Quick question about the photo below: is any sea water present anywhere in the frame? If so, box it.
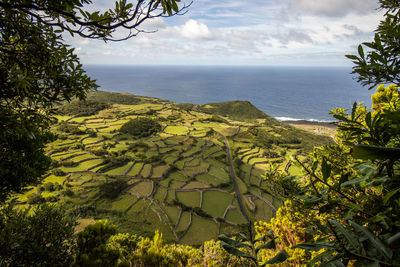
[84,65,372,122]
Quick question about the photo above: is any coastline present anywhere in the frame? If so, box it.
[282,120,337,139]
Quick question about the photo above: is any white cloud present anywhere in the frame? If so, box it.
[290,0,378,17]
[175,19,214,40]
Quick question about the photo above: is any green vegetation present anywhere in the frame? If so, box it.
[219,2,400,266]
[119,118,162,138]
[57,100,111,117]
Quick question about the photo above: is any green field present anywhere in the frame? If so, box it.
[14,91,333,245]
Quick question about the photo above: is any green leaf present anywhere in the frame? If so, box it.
[220,242,256,262]
[293,242,333,251]
[349,221,392,261]
[255,239,276,253]
[345,55,359,60]
[383,187,400,204]
[329,220,360,253]
[352,145,400,160]
[358,45,365,59]
[341,176,367,187]
[218,235,251,249]
[262,250,290,265]
[321,157,331,181]
[387,232,400,249]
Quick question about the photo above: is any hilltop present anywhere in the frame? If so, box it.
[12,91,333,245]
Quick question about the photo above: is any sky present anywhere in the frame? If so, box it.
[67,0,384,66]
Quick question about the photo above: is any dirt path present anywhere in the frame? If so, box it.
[218,132,250,222]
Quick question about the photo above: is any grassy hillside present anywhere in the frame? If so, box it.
[11,91,333,245]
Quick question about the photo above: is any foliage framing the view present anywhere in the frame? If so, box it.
[219,1,400,266]
[0,0,189,201]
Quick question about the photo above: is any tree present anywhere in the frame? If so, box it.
[0,0,189,202]
[219,1,400,265]
[346,0,400,88]
[0,203,77,266]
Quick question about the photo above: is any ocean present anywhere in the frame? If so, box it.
[84,65,372,122]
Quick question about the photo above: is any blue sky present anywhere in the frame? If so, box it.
[67,0,383,66]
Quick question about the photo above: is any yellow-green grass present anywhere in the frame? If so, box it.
[151,165,170,178]
[86,118,104,123]
[159,147,174,154]
[42,174,68,184]
[162,205,180,224]
[153,187,167,202]
[154,140,166,148]
[176,191,200,208]
[182,181,210,190]
[159,177,173,187]
[78,159,105,170]
[174,159,185,170]
[208,166,229,181]
[164,126,188,136]
[169,180,185,189]
[105,162,131,175]
[69,116,94,123]
[165,190,176,204]
[225,207,248,225]
[175,211,191,232]
[218,126,239,137]
[51,149,81,159]
[254,199,273,222]
[163,155,176,165]
[249,175,261,186]
[169,171,188,182]
[236,177,248,194]
[82,137,103,145]
[128,181,153,197]
[180,215,219,246]
[126,198,147,214]
[192,121,222,129]
[140,164,152,178]
[69,153,97,162]
[54,115,71,121]
[185,158,200,167]
[196,174,226,187]
[181,146,201,157]
[111,194,138,212]
[202,191,232,218]
[75,218,96,234]
[203,146,222,157]
[127,163,144,176]
[182,161,209,177]
[109,144,129,153]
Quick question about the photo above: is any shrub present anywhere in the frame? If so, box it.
[57,100,111,117]
[99,179,127,199]
[119,118,161,138]
[75,220,120,266]
[0,203,77,266]
[26,192,44,204]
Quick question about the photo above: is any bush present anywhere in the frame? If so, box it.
[99,180,127,199]
[57,100,111,117]
[119,118,161,138]
[75,220,120,266]
[0,203,77,266]
[26,192,44,204]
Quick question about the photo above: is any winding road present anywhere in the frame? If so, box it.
[218,132,250,222]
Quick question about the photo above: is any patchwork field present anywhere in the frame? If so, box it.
[12,92,332,245]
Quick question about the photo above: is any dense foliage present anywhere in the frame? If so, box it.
[0,0,188,201]
[119,117,162,138]
[0,203,76,266]
[346,0,400,88]
[58,100,111,117]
